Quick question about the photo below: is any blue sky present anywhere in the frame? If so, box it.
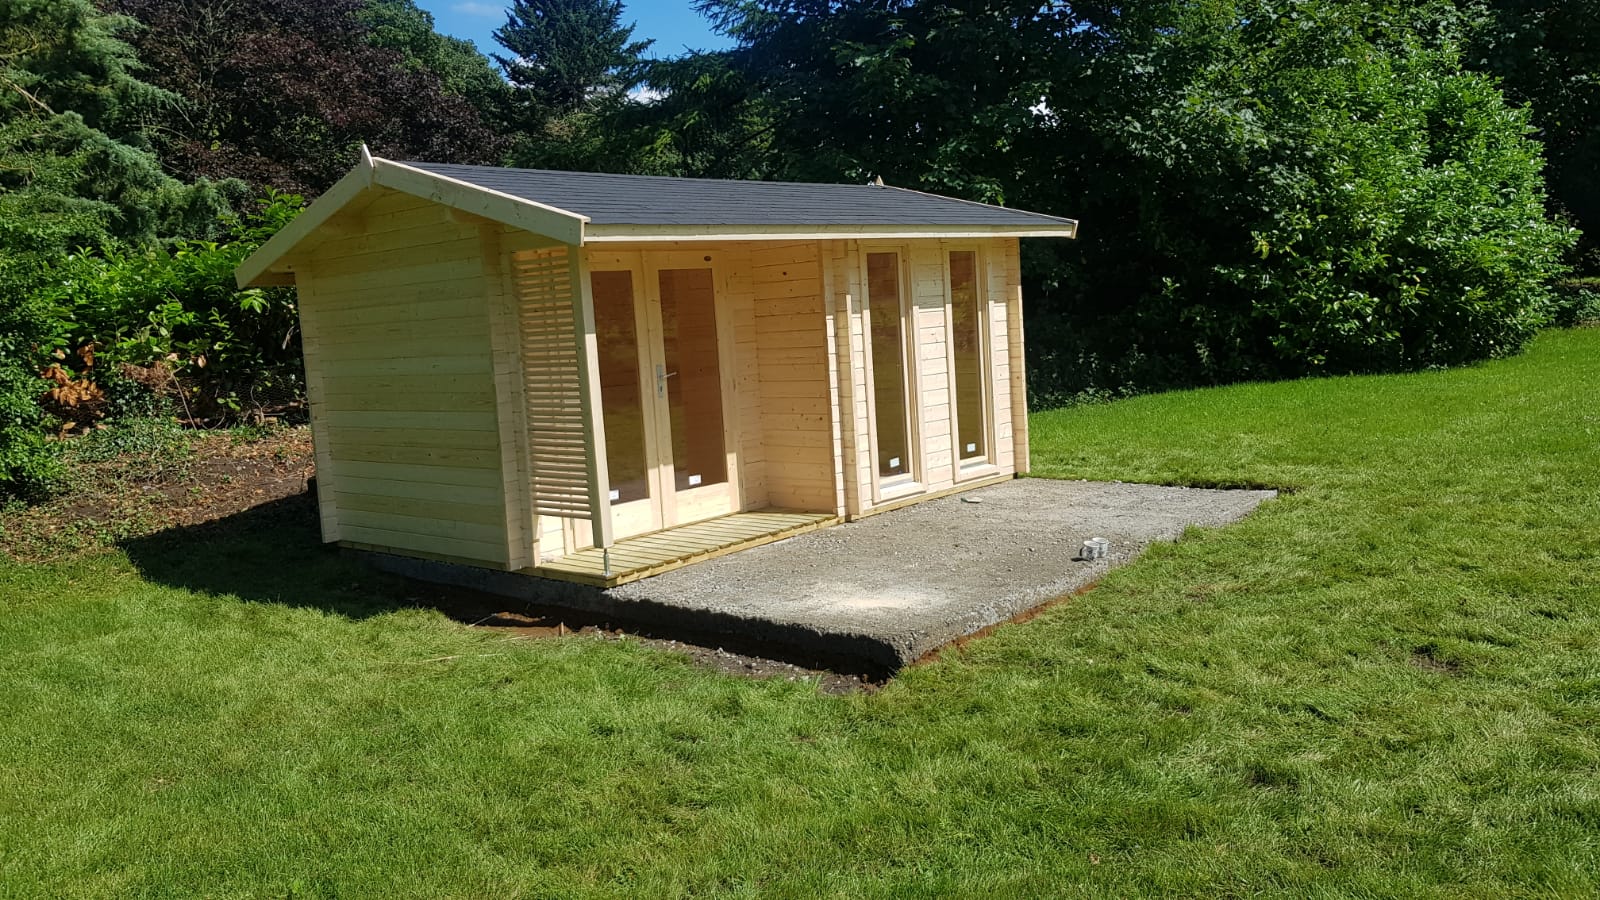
[415,0,735,60]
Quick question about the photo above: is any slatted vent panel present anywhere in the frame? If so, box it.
[512,246,598,520]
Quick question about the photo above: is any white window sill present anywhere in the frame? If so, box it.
[955,460,999,482]
[877,479,923,503]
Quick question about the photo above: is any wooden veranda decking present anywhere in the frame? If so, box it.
[529,510,841,588]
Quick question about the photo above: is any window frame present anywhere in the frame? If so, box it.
[857,243,923,502]
[942,242,998,480]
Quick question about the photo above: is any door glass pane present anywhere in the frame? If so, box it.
[658,267,727,491]
[949,250,987,463]
[591,270,649,503]
[867,252,912,481]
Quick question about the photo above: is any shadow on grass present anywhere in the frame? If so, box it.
[118,490,408,619]
[118,489,890,682]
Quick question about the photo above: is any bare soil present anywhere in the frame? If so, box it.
[1,427,316,562]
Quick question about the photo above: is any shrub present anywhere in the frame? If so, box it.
[0,267,64,501]
[1551,278,1600,327]
[1211,36,1576,373]
[33,191,306,422]
[1019,0,1579,397]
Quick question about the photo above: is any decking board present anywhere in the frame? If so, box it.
[529,510,839,587]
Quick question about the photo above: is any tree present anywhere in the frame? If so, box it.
[0,0,156,136]
[1460,0,1600,268]
[617,50,778,179]
[359,0,510,127]
[493,0,651,169]
[686,0,1057,196]
[0,0,237,498]
[108,0,506,193]
[0,0,238,255]
[682,0,1573,396]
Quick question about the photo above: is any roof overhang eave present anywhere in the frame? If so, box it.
[234,148,376,288]
[581,221,1079,243]
[234,151,591,288]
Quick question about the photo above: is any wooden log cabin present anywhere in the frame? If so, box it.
[236,151,1078,587]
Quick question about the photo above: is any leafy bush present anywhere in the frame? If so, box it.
[33,191,306,422]
[0,275,64,501]
[1213,25,1572,373]
[1551,278,1600,327]
[1027,0,1577,395]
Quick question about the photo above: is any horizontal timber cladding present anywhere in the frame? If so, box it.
[726,244,767,511]
[908,241,955,492]
[295,189,511,567]
[751,241,842,513]
[508,243,613,548]
[986,237,1017,473]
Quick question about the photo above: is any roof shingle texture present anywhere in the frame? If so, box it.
[398,161,1076,229]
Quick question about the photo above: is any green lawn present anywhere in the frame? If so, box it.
[3,329,1598,897]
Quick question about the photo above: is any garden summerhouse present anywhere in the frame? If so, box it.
[236,150,1078,586]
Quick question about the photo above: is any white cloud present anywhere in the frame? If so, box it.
[451,1,502,17]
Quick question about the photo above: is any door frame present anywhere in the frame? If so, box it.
[579,247,742,543]
[641,248,742,528]
[585,250,662,540]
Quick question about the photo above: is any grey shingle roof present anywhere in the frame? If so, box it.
[397,161,1076,229]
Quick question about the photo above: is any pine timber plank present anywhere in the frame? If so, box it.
[529,510,839,588]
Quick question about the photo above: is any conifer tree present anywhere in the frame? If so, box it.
[0,0,235,257]
[493,0,651,169]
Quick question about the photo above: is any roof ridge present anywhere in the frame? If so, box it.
[398,160,878,192]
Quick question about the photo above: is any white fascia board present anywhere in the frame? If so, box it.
[370,159,588,246]
[582,222,1078,242]
[234,155,376,287]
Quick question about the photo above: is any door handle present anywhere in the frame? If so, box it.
[656,364,677,397]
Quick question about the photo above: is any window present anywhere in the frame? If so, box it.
[866,252,913,483]
[658,267,727,491]
[591,270,650,503]
[948,250,988,465]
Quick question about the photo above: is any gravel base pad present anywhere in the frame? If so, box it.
[368,478,1277,674]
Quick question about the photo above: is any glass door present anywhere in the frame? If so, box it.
[947,249,990,469]
[864,249,918,496]
[586,250,737,540]
[643,254,737,526]
[588,257,664,539]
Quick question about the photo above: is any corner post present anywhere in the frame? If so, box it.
[826,241,862,518]
[571,246,615,556]
[1004,239,1030,474]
